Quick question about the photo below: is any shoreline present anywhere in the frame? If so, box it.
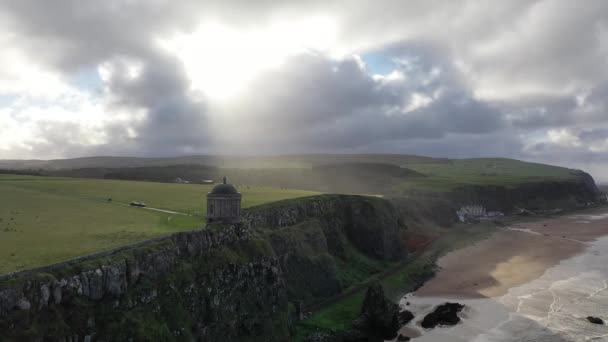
[415,206,608,299]
[396,206,608,341]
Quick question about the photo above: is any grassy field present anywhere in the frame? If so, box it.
[0,174,318,274]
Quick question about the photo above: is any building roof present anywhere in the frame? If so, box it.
[208,177,240,195]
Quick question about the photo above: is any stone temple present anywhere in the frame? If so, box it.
[207,177,241,224]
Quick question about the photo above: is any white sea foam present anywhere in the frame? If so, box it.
[397,236,608,341]
[568,213,608,221]
[504,227,543,235]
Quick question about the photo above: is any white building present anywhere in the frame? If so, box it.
[456,204,487,222]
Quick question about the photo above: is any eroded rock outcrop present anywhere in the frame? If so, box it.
[398,309,414,326]
[421,302,465,329]
[587,316,604,325]
[397,334,411,341]
[357,283,401,340]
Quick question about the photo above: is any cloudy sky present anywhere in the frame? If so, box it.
[1,1,607,179]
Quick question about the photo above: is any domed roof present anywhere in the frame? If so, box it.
[209,177,240,195]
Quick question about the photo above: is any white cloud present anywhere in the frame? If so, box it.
[0,35,71,100]
[404,93,433,113]
[158,15,339,99]
[547,129,582,147]
[0,80,145,159]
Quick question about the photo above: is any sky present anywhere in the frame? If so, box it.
[1,1,608,180]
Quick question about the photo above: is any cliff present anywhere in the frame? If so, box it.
[243,195,407,305]
[390,171,603,230]
[243,195,405,261]
[447,171,603,212]
[0,225,288,342]
[0,195,407,341]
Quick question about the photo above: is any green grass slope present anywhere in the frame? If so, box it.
[398,158,579,193]
[0,175,318,274]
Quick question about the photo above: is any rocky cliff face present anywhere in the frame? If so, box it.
[243,195,406,261]
[243,195,407,305]
[448,171,602,212]
[0,225,288,342]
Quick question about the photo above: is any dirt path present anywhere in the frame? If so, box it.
[115,202,192,216]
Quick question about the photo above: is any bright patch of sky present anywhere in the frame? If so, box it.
[68,67,103,93]
[0,94,16,107]
[158,16,339,100]
[361,51,396,76]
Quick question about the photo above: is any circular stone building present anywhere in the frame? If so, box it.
[207,177,242,224]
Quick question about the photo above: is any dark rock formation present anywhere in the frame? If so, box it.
[587,316,604,325]
[397,334,411,341]
[421,302,465,329]
[358,283,400,340]
[398,309,414,326]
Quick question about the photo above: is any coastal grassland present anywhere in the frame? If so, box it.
[0,174,319,214]
[0,175,318,274]
[398,158,578,193]
[293,223,496,340]
[218,157,582,196]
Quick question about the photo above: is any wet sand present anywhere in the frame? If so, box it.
[396,207,608,341]
[417,208,608,298]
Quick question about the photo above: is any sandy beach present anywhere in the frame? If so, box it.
[397,207,608,341]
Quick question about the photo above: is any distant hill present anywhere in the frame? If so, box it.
[0,154,446,170]
[1,154,591,197]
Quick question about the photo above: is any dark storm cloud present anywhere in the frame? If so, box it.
[231,54,398,129]
[525,142,608,164]
[2,1,195,70]
[504,97,578,129]
[212,51,503,153]
[367,131,526,160]
[580,128,608,142]
[99,52,212,156]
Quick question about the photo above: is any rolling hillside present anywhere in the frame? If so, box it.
[2,155,585,196]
